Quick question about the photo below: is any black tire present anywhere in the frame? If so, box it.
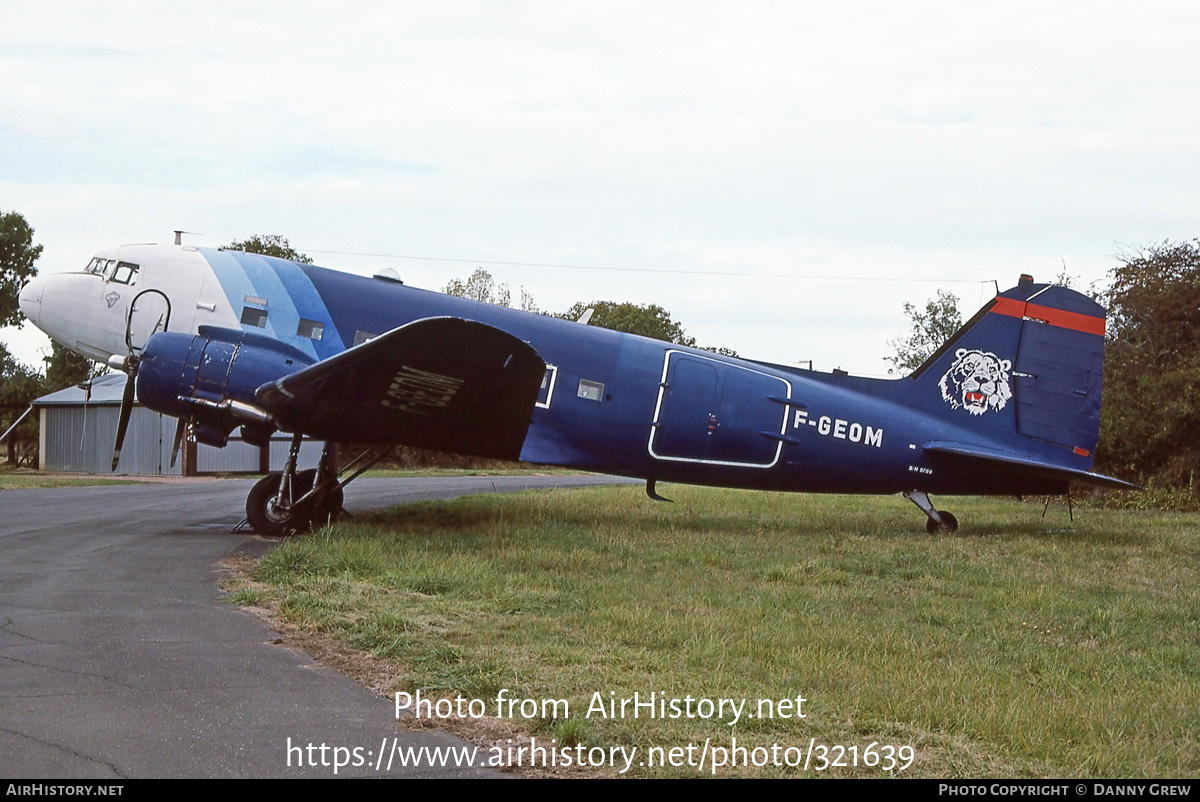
[246,472,313,537]
[296,468,344,527]
[925,511,959,535]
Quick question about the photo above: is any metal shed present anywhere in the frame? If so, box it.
[33,375,320,476]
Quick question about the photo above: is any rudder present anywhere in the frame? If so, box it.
[910,276,1107,461]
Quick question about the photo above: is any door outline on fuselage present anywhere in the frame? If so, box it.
[648,350,792,468]
[125,288,172,354]
[536,364,558,409]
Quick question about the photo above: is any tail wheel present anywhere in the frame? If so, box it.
[926,511,959,535]
[246,472,314,537]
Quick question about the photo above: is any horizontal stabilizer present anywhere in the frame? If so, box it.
[256,317,546,460]
[922,441,1141,491]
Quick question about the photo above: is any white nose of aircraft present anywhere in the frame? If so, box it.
[16,272,124,363]
[17,275,45,326]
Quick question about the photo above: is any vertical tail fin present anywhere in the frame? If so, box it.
[909,276,1107,462]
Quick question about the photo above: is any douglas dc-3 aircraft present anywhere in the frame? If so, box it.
[17,237,1136,535]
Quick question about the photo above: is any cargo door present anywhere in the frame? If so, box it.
[649,351,790,468]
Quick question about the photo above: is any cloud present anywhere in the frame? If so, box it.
[3,2,1199,371]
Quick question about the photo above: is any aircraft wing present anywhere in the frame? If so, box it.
[255,317,546,460]
[922,441,1142,491]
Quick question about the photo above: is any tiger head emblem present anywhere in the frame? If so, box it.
[938,349,1012,416]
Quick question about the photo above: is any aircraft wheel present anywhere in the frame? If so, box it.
[246,472,314,537]
[925,511,959,535]
[296,469,344,526]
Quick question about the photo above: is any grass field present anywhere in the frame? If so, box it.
[362,468,585,477]
[0,469,145,489]
[233,485,1199,777]
[0,466,561,489]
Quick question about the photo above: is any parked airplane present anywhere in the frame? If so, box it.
[17,238,1136,535]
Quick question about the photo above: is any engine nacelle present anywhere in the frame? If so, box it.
[137,326,316,446]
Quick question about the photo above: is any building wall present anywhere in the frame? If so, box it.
[41,406,179,475]
[38,404,321,475]
[267,438,324,473]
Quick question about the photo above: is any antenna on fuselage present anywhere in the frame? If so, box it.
[173,230,204,246]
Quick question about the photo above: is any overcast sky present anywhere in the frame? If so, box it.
[4,1,1198,375]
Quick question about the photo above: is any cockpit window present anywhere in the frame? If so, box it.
[85,257,113,275]
[109,261,139,285]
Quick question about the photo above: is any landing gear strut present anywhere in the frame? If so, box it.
[246,433,311,536]
[904,490,958,535]
[244,436,393,536]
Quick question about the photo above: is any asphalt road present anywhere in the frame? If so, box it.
[0,474,634,778]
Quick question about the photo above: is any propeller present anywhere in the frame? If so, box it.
[108,353,139,471]
[111,293,170,471]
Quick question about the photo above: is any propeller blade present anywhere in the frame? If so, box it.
[170,418,186,469]
[111,372,136,471]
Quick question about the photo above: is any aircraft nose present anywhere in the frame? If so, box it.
[17,275,45,325]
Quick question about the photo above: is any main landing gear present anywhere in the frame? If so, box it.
[904,490,959,535]
[244,434,393,537]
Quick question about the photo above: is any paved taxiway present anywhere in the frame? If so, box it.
[0,475,634,778]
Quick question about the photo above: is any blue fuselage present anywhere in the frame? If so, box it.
[291,264,987,495]
[23,243,1110,500]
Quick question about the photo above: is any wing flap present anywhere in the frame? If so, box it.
[922,440,1141,490]
[256,317,546,460]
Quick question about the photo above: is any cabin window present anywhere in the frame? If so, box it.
[109,261,138,284]
[241,306,268,328]
[577,379,604,401]
[353,330,377,346]
[297,319,324,339]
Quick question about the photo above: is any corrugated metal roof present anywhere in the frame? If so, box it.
[34,374,130,407]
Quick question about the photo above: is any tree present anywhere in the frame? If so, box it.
[43,342,100,389]
[0,343,42,465]
[0,210,45,465]
[1,210,43,328]
[222,234,312,264]
[443,267,539,312]
[444,267,512,307]
[442,269,732,351]
[558,301,698,346]
[1094,240,1200,487]
[885,289,962,375]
